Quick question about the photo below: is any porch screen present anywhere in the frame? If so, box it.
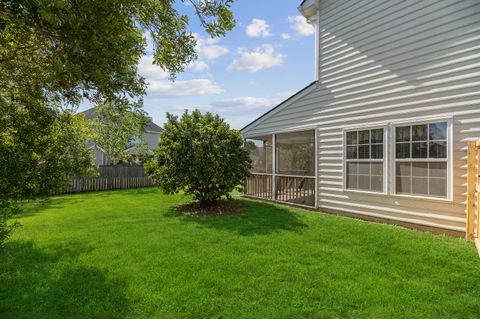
[244,135,273,199]
[275,130,315,176]
[245,136,272,173]
[274,130,315,207]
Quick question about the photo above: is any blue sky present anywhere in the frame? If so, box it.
[82,1,315,129]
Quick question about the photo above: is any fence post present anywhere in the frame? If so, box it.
[466,141,476,240]
[477,146,480,240]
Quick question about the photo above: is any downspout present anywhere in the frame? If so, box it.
[298,0,320,82]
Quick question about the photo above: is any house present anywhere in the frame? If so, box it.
[82,107,163,165]
[241,0,480,236]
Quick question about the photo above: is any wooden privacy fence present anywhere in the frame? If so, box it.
[61,165,153,194]
[466,141,480,255]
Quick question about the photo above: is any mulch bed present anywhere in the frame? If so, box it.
[176,200,247,216]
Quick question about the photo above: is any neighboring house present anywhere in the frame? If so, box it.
[82,107,163,165]
[242,0,480,236]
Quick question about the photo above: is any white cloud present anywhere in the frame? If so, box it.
[246,19,273,38]
[194,34,229,60]
[144,90,298,129]
[210,92,294,114]
[138,55,169,80]
[188,60,209,72]
[288,15,315,36]
[281,33,291,40]
[146,78,224,97]
[183,34,229,73]
[227,45,285,73]
[205,92,295,128]
[211,96,273,109]
[139,35,227,97]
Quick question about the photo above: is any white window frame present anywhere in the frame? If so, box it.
[391,118,453,201]
[342,125,388,195]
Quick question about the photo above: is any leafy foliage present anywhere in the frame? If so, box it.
[146,110,251,204]
[0,201,19,249]
[0,103,95,247]
[0,104,95,200]
[0,0,236,245]
[0,0,236,105]
[92,99,152,165]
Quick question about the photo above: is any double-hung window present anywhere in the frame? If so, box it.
[394,122,449,198]
[345,128,385,193]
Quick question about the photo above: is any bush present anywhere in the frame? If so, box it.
[0,201,19,249]
[145,110,251,205]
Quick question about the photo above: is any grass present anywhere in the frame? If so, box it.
[1,188,479,318]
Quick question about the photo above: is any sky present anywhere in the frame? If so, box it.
[80,0,315,130]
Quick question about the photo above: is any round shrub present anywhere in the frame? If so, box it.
[145,110,251,205]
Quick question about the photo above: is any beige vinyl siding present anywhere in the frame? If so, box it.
[243,0,480,232]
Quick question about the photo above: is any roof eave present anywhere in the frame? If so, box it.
[298,0,319,20]
[240,81,317,134]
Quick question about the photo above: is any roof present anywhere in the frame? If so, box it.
[145,121,163,133]
[80,107,163,133]
[240,81,317,133]
[298,0,319,20]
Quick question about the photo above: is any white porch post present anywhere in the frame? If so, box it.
[314,128,318,208]
[272,133,276,200]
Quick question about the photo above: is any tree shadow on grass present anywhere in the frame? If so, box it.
[17,197,71,218]
[0,241,130,319]
[18,188,164,218]
[167,199,308,236]
[71,187,162,198]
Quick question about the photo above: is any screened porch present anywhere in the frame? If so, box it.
[244,130,316,207]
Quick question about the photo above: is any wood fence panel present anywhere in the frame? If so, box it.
[466,141,480,256]
[58,165,154,194]
[466,142,476,240]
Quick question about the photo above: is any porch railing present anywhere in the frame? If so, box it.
[244,173,273,199]
[275,175,315,207]
[466,141,480,255]
[244,173,315,207]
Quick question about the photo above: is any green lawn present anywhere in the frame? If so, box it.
[1,188,479,318]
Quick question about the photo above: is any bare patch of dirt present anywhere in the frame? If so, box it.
[176,200,247,216]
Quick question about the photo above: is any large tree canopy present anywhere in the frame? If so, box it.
[0,0,236,104]
[0,103,95,200]
[0,0,236,246]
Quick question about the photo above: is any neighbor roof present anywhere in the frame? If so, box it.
[80,107,163,133]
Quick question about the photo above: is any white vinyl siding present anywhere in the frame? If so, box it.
[242,0,480,233]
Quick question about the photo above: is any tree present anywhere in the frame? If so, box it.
[0,103,95,246]
[145,110,251,205]
[0,0,236,105]
[0,103,96,199]
[0,0,236,246]
[0,202,18,249]
[92,99,151,165]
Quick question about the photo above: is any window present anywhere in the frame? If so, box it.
[394,122,448,198]
[345,128,385,193]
